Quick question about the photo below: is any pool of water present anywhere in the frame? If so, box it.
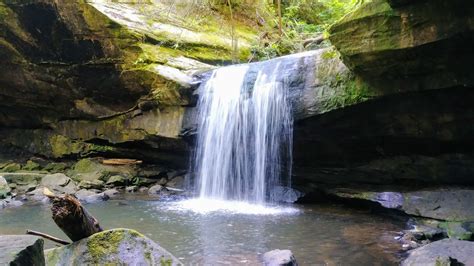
[0,198,406,265]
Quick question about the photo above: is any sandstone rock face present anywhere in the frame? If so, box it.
[329,0,474,94]
[0,0,235,167]
[45,228,182,265]
[0,235,45,266]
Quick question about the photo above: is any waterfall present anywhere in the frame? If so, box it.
[193,62,293,205]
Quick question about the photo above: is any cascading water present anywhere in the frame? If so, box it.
[192,62,293,205]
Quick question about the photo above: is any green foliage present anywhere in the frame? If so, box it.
[250,0,358,60]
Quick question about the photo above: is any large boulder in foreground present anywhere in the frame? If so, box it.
[402,239,474,266]
[45,228,182,265]
[0,235,45,266]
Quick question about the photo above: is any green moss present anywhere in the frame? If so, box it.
[44,162,68,173]
[73,158,97,173]
[22,160,41,171]
[1,163,21,172]
[49,135,86,158]
[87,230,126,262]
[438,222,473,240]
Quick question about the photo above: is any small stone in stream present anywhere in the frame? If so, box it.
[0,235,45,265]
[78,180,104,190]
[262,249,297,266]
[0,197,24,209]
[148,185,163,195]
[106,175,127,186]
[103,188,120,198]
[138,187,149,193]
[126,186,138,193]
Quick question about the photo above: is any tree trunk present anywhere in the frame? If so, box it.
[50,194,103,241]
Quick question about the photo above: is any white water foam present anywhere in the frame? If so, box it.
[167,199,299,215]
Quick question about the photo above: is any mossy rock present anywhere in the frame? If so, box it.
[45,228,182,265]
[1,163,21,172]
[22,160,41,171]
[44,162,68,173]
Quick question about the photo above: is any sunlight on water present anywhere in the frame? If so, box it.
[167,199,300,215]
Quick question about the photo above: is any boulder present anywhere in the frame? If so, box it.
[106,175,127,186]
[148,185,163,195]
[78,179,105,190]
[41,173,77,194]
[402,239,474,266]
[326,188,474,222]
[75,189,109,203]
[329,0,474,94]
[262,249,297,266]
[0,197,23,209]
[44,229,182,265]
[0,235,45,266]
[166,175,185,189]
[103,188,120,198]
[0,176,11,199]
[125,186,138,193]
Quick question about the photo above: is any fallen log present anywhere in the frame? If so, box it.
[26,230,70,245]
[44,188,103,241]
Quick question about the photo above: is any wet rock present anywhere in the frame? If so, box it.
[439,222,473,241]
[271,186,304,203]
[0,197,24,209]
[103,188,120,198]
[75,189,109,204]
[327,188,474,222]
[15,180,39,194]
[0,235,45,266]
[44,229,181,265]
[402,239,474,266]
[41,173,77,194]
[26,187,48,202]
[166,175,185,189]
[409,225,445,241]
[148,185,163,195]
[262,249,297,266]
[78,179,104,190]
[138,187,149,193]
[106,175,127,186]
[0,176,11,199]
[126,186,138,193]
